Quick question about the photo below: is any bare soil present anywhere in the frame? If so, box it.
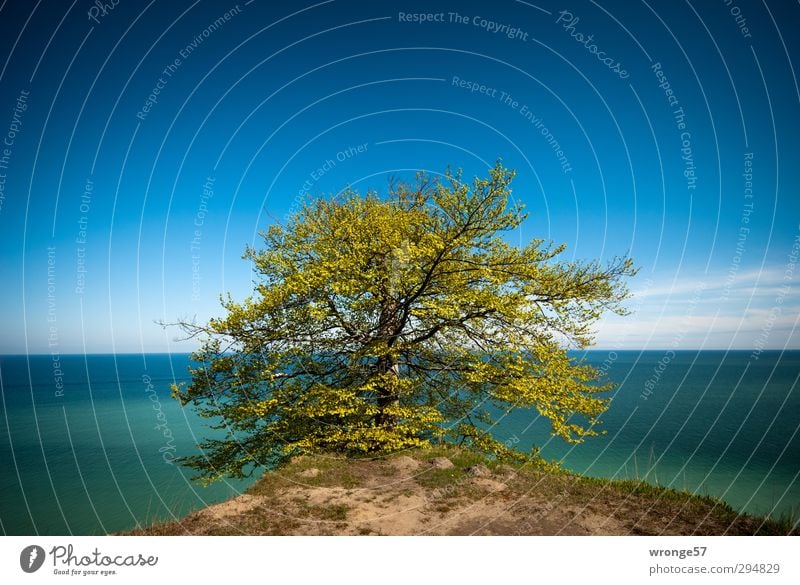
[125,447,794,536]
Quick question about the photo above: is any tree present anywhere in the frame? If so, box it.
[172,163,637,483]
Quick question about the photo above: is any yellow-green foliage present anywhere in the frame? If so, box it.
[173,163,637,483]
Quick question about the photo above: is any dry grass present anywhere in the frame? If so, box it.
[123,446,796,536]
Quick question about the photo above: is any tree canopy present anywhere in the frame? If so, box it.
[173,163,637,483]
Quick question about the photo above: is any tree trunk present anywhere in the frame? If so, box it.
[375,297,401,428]
[375,354,400,428]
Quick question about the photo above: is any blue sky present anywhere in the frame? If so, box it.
[0,0,798,353]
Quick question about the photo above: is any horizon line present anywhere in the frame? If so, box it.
[2,348,799,357]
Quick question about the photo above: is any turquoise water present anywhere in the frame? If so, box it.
[0,354,251,535]
[1,351,798,535]
[494,350,800,521]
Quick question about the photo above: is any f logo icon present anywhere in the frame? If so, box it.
[20,545,45,573]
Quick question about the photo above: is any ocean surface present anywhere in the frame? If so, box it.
[1,351,798,535]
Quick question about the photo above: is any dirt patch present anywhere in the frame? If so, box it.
[197,494,265,521]
[430,457,454,469]
[389,455,421,475]
[126,448,795,536]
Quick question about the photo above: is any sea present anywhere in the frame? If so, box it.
[0,350,798,535]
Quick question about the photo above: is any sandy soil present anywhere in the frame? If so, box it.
[127,448,792,536]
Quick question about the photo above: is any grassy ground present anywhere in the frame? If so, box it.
[125,446,796,536]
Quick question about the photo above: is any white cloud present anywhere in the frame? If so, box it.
[593,267,800,349]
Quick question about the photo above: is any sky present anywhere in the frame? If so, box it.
[0,0,798,354]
